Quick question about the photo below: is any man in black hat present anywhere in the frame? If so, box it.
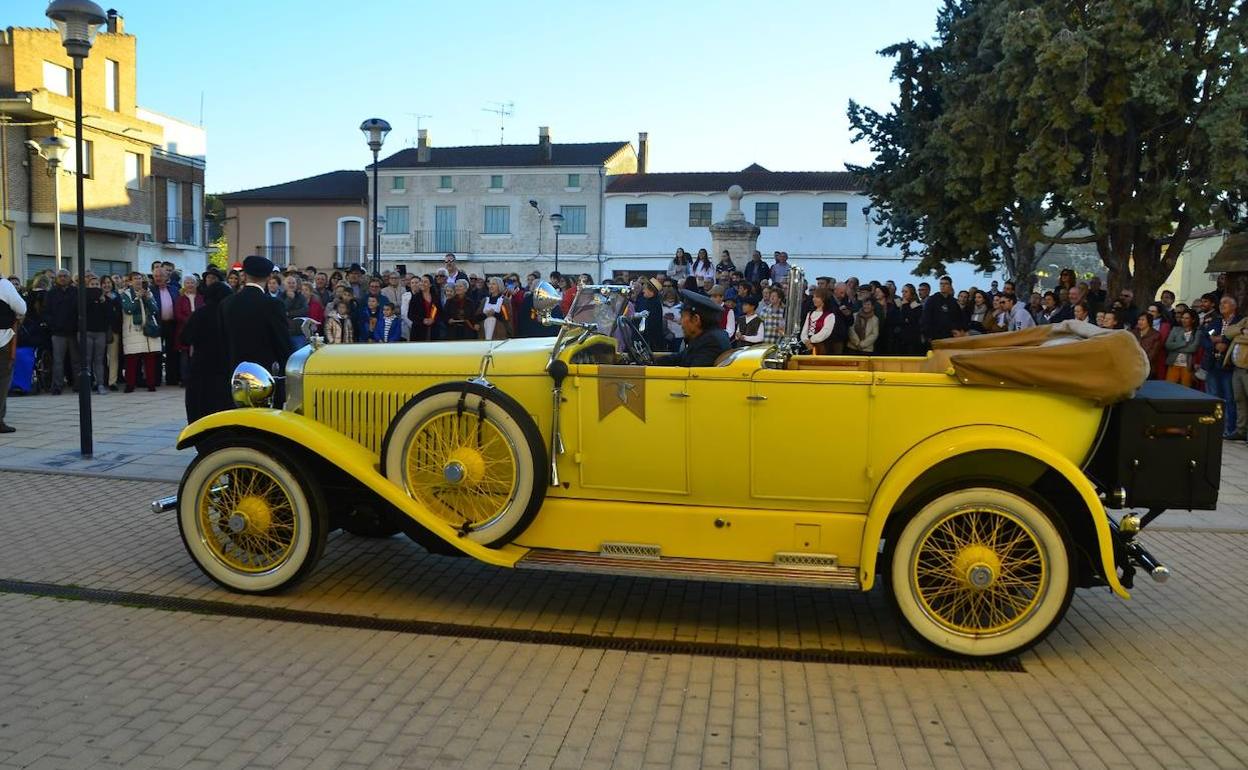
[654,289,730,367]
[221,255,294,401]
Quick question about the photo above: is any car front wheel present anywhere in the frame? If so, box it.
[889,486,1073,658]
[177,441,328,594]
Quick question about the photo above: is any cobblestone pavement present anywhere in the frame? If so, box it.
[1,469,1247,769]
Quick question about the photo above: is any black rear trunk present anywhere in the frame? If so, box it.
[1086,381,1223,511]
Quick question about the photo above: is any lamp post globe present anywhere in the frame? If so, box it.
[549,212,564,274]
[46,0,107,58]
[48,0,107,459]
[360,118,391,278]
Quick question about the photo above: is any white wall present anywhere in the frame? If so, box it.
[601,190,994,287]
[136,107,206,159]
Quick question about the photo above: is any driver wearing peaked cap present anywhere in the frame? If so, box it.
[654,289,731,367]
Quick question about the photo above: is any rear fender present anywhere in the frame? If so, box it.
[177,410,528,567]
[859,425,1128,599]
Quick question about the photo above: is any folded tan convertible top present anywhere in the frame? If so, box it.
[930,320,1151,405]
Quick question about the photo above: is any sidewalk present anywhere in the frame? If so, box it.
[0,388,190,482]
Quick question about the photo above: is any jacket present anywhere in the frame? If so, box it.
[848,313,880,353]
[44,284,78,334]
[655,328,730,367]
[920,293,967,341]
[84,288,111,333]
[1223,317,1248,369]
[1164,326,1201,367]
[743,260,771,285]
[174,292,204,352]
[371,313,403,342]
[221,284,294,373]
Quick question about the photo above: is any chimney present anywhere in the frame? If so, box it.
[538,126,552,163]
[106,8,124,34]
[417,129,430,163]
[637,132,649,174]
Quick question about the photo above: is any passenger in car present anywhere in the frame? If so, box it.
[654,290,730,367]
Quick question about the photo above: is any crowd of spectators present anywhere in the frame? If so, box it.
[3,250,1246,443]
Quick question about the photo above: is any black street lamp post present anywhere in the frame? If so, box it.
[47,0,107,458]
[360,118,390,277]
[549,212,564,275]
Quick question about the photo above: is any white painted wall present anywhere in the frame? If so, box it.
[602,190,995,288]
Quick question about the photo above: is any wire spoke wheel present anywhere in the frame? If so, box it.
[911,506,1045,636]
[404,409,519,531]
[197,464,299,574]
[177,442,327,594]
[382,384,547,548]
[890,486,1072,658]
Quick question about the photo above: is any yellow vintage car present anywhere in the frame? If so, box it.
[160,274,1223,658]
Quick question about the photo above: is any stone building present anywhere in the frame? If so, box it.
[0,14,206,279]
[370,127,638,276]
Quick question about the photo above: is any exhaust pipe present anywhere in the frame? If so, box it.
[150,495,178,514]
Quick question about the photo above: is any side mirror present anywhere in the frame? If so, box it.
[532,281,561,313]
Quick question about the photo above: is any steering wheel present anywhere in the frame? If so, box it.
[622,315,655,366]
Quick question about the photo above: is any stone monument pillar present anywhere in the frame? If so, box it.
[709,185,760,272]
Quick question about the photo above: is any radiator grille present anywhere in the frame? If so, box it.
[310,386,416,455]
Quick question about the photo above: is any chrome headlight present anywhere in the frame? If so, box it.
[283,344,314,414]
[231,362,275,408]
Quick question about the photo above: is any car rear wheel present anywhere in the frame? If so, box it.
[889,486,1073,658]
[177,441,328,594]
[382,383,546,548]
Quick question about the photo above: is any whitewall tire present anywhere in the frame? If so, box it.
[177,442,328,594]
[889,486,1073,658]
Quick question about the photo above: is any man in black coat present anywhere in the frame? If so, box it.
[920,275,967,344]
[221,256,293,404]
[655,290,730,367]
[44,269,78,394]
[183,282,235,423]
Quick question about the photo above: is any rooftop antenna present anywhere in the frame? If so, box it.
[482,101,514,144]
[403,113,433,146]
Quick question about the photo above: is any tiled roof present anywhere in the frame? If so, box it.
[607,170,864,194]
[375,142,631,169]
[219,170,367,202]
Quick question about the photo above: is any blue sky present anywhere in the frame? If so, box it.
[11,0,944,193]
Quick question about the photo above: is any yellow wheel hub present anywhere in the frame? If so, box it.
[443,446,487,487]
[197,464,298,573]
[404,407,519,531]
[911,506,1047,637]
[952,544,1001,590]
[230,494,273,535]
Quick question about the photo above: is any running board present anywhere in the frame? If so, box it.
[517,549,861,590]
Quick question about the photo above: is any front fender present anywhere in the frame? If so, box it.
[177,409,528,568]
[858,425,1128,599]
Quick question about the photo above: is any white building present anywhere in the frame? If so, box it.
[135,108,209,277]
[371,127,638,277]
[602,166,991,288]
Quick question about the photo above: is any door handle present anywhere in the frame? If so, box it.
[669,392,690,398]
[746,395,767,401]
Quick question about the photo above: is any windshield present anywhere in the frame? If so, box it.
[566,287,629,336]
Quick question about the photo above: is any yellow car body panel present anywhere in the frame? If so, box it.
[177,409,529,568]
[855,424,1129,599]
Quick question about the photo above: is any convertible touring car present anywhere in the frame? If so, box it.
[156,271,1223,657]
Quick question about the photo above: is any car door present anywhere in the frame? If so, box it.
[748,365,872,509]
[571,364,690,496]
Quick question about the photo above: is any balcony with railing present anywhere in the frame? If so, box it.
[255,246,293,266]
[413,230,473,254]
[164,217,200,246]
